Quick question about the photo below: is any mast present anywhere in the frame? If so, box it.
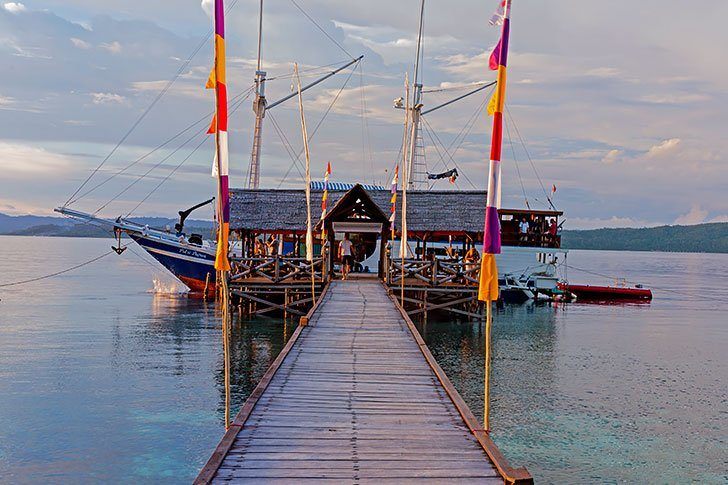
[479,0,512,433]
[248,0,266,189]
[407,0,426,190]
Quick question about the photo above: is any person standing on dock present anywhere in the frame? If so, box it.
[339,233,354,280]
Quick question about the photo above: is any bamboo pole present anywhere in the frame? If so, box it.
[294,63,316,306]
[484,300,492,432]
[400,74,411,306]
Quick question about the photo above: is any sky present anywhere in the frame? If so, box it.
[0,0,726,229]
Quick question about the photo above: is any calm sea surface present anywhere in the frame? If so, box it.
[0,236,725,483]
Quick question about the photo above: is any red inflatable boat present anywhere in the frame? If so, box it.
[558,283,653,301]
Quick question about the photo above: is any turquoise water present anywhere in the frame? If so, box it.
[0,236,726,483]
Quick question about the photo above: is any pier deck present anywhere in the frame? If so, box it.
[197,280,530,484]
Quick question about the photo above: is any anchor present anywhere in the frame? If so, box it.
[112,228,126,255]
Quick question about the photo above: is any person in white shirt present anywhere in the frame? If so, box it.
[338,233,354,280]
[519,218,529,244]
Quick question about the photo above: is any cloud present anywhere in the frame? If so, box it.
[201,0,213,18]
[708,215,728,223]
[601,149,623,164]
[640,94,710,105]
[2,2,26,14]
[70,37,91,50]
[674,205,708,225]
[0,95,14,106]
[0,141,72,176]
[90,92,127,105]
[99,41,122,54]
[585,67,621,78]
[646,138,681,159]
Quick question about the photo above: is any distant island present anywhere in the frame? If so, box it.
[561,223,728,253]
[0,212,213,238]
[1,213,726,254]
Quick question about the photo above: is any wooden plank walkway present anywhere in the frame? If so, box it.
[197,280,531,484]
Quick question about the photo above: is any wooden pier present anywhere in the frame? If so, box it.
[197,279,531,484]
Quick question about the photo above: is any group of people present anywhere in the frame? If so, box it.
[517,217,559,246]
[253,235,281,256]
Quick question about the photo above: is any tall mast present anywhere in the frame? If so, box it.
[407,0,426,190]
[248,0,266,189]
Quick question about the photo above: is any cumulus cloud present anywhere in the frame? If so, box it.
[90,92,126,105]
[674,205,708,225]
[70,37,91,50]
[646,138,681,159]
[2,2,26,13]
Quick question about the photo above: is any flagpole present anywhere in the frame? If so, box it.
[400,74,411,306]
[295,63,316,303]
[480,0,512,433]
[211,0,232,430]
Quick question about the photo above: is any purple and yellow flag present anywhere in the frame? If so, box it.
[389,165,399,238]
[209,0,230,272]
[479,0,512,302]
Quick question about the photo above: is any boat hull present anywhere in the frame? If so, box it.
[558,283,652,301]
[130,234,216,294]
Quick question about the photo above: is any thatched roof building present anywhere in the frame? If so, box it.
[230,184,563,249]
[230,185,495,236]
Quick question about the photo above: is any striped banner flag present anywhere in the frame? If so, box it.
[389,165,399,238]
[321,162,331,219]
[209,0,230,272]
[479,0,512,302]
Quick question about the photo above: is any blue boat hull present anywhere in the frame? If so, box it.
[131,234,216,293]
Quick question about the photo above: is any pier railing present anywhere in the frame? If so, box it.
[229,245,329,285]
[385,256,480,287]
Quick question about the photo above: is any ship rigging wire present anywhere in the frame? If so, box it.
[69,86,255,206]
[288,0,354,59]
[276,60,360,188]
[504,114,531,209]
[505,104,556,210]
[420,116,477,189]
[63,0,241,208]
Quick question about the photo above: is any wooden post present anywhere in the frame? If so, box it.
[484,300,492,432]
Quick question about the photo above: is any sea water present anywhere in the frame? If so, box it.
[0,236,725,483]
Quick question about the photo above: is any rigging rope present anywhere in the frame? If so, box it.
[276,61,359,187]
[358,62,375,184]
[420,116,477,189]
[0,249,118,288]
[125,88,255,217]
[505,104,556,210]
[504,114,530,209]
[69,87,254,206]
[421,123,461,190]
[288,0,354,59]
[63,0,241,208]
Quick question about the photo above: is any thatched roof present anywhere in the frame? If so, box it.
[230,185,496,234]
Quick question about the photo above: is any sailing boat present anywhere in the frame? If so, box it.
[55,2,363,294]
